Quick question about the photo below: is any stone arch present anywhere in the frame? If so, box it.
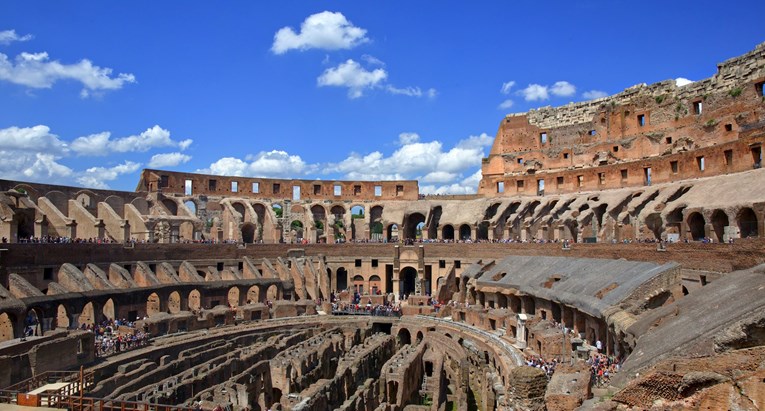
[232,202,246,219]
[79,302,97,326]
[266,284,279,301]
[644,213,664,240]
[404,213,426,240]
[242,223,256,244]
[509,295,521,313]
[352,275,365,295]
[45,191,69,215]
[521,296,536,314]
[710,209,729,242]
[416,330,423,343]
[188,289,202,310]
[0,312,16,341]
[687,212,706,241]
[75,192,93,210]
[387,224,399,242]
[147,292,161,317]
[400,266,418,297]
[168,291,181,313]
[271,203,283,219]
[459,224,471,240]
[251,203,267,225]
[104,196,125,218]
[162,199,178,215]
[397,328,411,347]
[57,304,70,329]
[290,220,304,240]
[228,287,240,307]
[370,205,384,223]
[247,285,260,304]
[737,207,758,238]
[24,308,43,337]
[442,225,455,240]
[131,197,150,214]
[330,205,346,220]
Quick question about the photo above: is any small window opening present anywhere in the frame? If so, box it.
[159,175,169,188]
[724,150,733,166]
[439,260,446,268]
[353,185,361,195]
[208,179,217,191]
[756,81,765,97]
[752,146,762,168]
[693,101,702,115]
[497,182,504,193]
[517,158,523,164]
[252,182,259,193]
[292,185,300,200]
[556,176,564,187]
[598,172,605,185]
[184,179,192,195]
[612,146,619,152]
[577,175,584,187]
[372,259,378,267]
[725,124,732,132]
[666,137,672,144]
[563,152,569,159]
[396,185,404,196]
[272,183,280,194]
[670,160,679,174]
[637,114,646,127]
[697,156,705,171]
[537,179,545,196]
[334,185,342,196]
[621,169,628,180]
[540,132,548,144]
[314,184,322,195]
[454,260,461,269]
[516,180,524,190]
[374,185,382,196]
[43,267,53,280]
[588,130,596,136]
[355,259,362,267]
[231,181,238,192]
[217,262,224,271]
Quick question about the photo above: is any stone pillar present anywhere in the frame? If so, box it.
[704,223,713,240]
[516,314,528,348]
[488,226,495,241]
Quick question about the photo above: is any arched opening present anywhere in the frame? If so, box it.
[387,224,399,242]
[241,223,256,244]
[168,291,181,313]
[290,220,304,241]
[737,208,758,238]
[404,213,426,240]
[184,200,197,216]
[0,312,16,341]
[16,209,34,241]
[188,290,201,311]
[397,328,411,347]
[399,266,418,297]
[311,205,327,243]
[416,331,423,343]
[352,275,365,295]
[336,267,348,292]
[687,212,706,241]
[272,203,283,218]
[711,210,729,242]
[24,308,42,337]
[644,213,664,240]
[246,286,260,304]
[351,205,364,219]
[330,205,346,242]
[522,296,536,315]
[79,302,96,326]
[103,298,116,320]
[681,285,689,296]
[509,295,521,313]
[147,293,161,317]
[476,222,489,240]
[442,225,454,241]
[57,305,70,329]
[459,224,472,241]
[228,287,240,307]
[369,275,382,295]
[370,222,383,242]
[266,284,279,302]
[233,202,246,219]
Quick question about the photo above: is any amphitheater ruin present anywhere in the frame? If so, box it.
[0,42,764,410]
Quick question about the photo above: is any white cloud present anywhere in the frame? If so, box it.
[201,150,312,179]
[271,11,369,54]
[398,132,420,145]
[419,170,483,195]
[498,99,514,110]
[519,84,549,101]
[420,171,458,184]
[675,77,694,87]
[361,54,384,66]
[0,125,69,154]
[71,126,190,156]
[550,81,576,97]
[77,161,141,189]
[148,152,192,168]
[0,29,33,45]
[500,80,515,94]
[455,133,493,150]
[0,51,135,95]
[426,88,438,99]
[583,90,608,99]
[317,59,387,98]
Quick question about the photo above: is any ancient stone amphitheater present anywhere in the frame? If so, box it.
[1,43,764,411]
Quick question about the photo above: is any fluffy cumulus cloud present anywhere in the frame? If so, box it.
[550,81,576,97]
[420,170,483,195]
[583,90,608,99]
[0,124,185,189]
[517,81,577,101]
[325,132,494,194]
[0,51,135,96]
[148,152,192,168]
[271,11,369,54]
[498,99,514,110]
[520,84,549,101]
[675,77,694,87]
[0,29,33,45]
[200,150,313,179]
[76,161,142,189]
[317,59,387,98]
[70,125,191,156]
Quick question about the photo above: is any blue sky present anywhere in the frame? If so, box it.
[1,1,764,194]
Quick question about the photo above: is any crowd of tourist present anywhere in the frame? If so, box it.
[9,236,123,244]
[526,356,558,379]
[82,319,151,357]
[588,353,621,387]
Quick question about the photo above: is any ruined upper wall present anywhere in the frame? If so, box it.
[137,169,420,201]
[480,42,765,196]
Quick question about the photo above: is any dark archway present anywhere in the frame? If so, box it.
[442,225,454,241]
[397,328,411,347]
[400,266,417,297]
[242,223,256,244]
[710,209,728,242]
[404,213,426,240]
[687,212,706,241]
[459,224,471,241]
[16,209,34,241]
[737,208,758,238]
[387,224,399,242]
[162,199,178,215]
[336,267,348,292]
[477,222,489,240]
